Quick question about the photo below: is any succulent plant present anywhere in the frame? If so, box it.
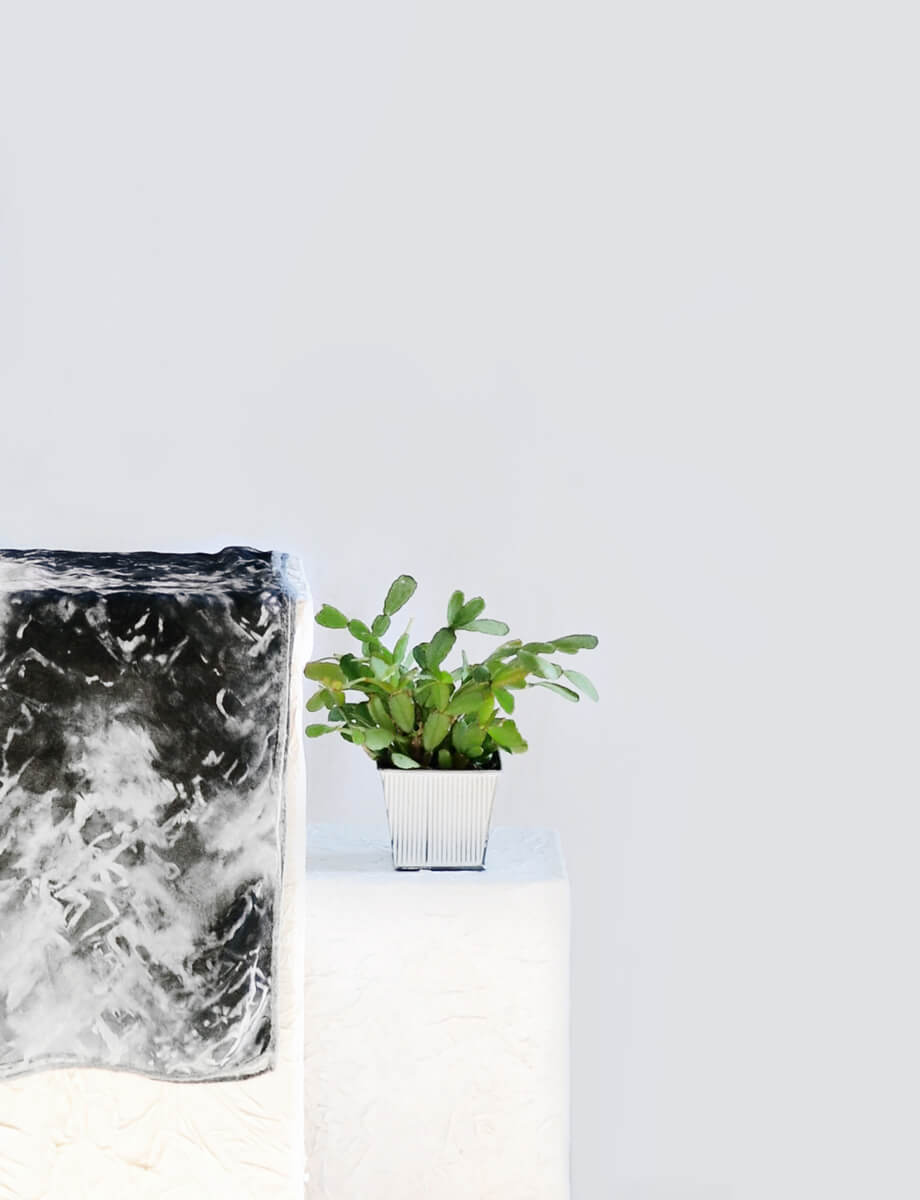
[304,575,598,770]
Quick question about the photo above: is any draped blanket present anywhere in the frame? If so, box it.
[0,547,301,1083]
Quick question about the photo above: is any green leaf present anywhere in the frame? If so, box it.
[488,718,528,752]
[551,634,599,654]
[471,664,491,683]
[383,575,417,616]
[389,692,416,733]
[460,618,510,636]
[437,748,452,769]
[315,604,348,629]
[447,589,465,625]
[517,650,540,673]
[427,627,456,669]
[370,657,390,680]
[412,642,429,669]
[371,613,391,637]
[339,653,366,682]
[304,661,345,689]
[363,727,395,751]
[393,625,411,664]
[476,694,494,725]
[520,641,556,654]
[341,701,372,724]
[452,720,485,757]
[347,618,372,641]
[306,723,337,737]
[390,752,420,769]
[368,695,395,730]
[534,657,563,680]
[454,596,485,627]
[414,679,435,708]
[446,682,489,715]
[351,728,367,745]
[494,686,515,714]
[533,680,580,701]
[417,679,451,711]
[564,669,599,701]
[345,678,386,697]
[490,661,529,688]
[422,711,451,752]
[485,639,522,662]
[306,689,328,712]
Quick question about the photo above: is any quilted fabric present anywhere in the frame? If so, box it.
[0,548,309,1199]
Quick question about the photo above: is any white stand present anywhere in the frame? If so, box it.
[303,824,571,1200]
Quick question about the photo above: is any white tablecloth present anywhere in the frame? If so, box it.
[304,824,571,1200]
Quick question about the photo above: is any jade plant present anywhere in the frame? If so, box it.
[304,575,598,769]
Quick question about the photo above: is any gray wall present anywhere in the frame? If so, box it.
[2,4,916,1197]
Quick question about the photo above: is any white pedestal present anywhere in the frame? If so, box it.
[303,825,571,1200]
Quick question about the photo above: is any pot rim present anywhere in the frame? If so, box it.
[377,757,502,776]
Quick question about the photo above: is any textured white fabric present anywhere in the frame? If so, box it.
[304,823,571,1200]
[0,591,310,1200]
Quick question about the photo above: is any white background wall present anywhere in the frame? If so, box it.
[2,4,918,1197]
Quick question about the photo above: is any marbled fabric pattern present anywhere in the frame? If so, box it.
[0,547,297,1082]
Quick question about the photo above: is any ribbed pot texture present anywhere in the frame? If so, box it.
[378,765,501,869]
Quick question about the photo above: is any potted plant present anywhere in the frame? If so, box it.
[305,574,598,869]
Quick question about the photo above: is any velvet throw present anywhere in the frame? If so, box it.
[0,547,301,1083]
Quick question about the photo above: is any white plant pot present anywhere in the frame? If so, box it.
[378,761,501,870]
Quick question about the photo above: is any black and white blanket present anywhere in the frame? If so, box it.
[0,546,301,1082]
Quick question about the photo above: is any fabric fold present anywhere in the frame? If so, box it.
[0,546,304,1083]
